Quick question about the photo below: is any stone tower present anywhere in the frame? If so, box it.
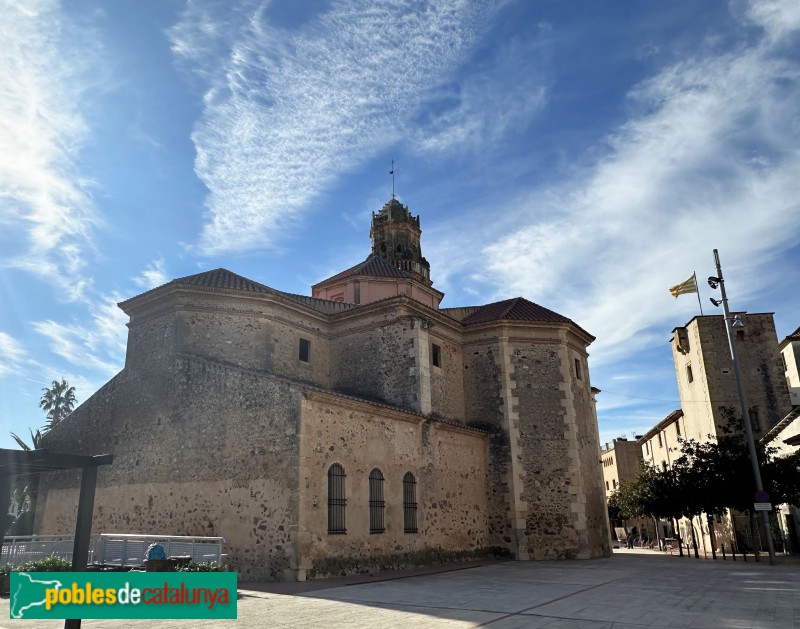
[312,198,443,308]
[671,313,791,441]
[370,198,431,285]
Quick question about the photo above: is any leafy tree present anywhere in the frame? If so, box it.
[8,429,45,523]
[39,378,76,432]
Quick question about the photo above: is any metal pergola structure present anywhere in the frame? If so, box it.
[0,448,112,629]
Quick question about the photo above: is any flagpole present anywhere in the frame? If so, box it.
[694,271,704,315]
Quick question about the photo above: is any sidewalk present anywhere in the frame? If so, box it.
[2,551,799,628]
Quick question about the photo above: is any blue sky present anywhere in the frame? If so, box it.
[2,0,800,449]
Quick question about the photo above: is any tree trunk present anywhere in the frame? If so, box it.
[673,516,684,557]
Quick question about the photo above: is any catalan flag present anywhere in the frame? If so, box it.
[669,272,698,298]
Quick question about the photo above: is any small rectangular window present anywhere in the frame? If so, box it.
[658,433,663,448]
[299,338,310,363]
[675,422,681,437]
[686,365,694,383]
[749,408,760,432]
[431,343,441,368]
[575,358,582,381]
[606,481,609,490]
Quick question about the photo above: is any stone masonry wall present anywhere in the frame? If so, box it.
[513,342,577,559]
[295,394,490,579]
[461,340,511,553]
[428,331,466,420]
[330,315,418,410]
[38,355,302,581]
[567,346,611,559]
[172,292,331,388]
[674,315,791,441]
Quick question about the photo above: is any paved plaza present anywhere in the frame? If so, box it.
[2,551,799,628]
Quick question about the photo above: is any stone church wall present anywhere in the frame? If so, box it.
[169,293,332,388]
[295,394,490,579]
[461,339,511,552]
[428,330,466,420]
[567,346,611,558]
[330,314,417,409]
[512,341,578,559]
[38,356,303,581]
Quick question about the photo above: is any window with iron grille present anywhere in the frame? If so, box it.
[369,468,385,533]
[327,464,346,534]
[403,472,418,533]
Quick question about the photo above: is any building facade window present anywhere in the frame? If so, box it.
[299,338,310,363]
[431,343,441,368]
[575,358,583,381]
[327,464,346,534]
[369,468,385,533]
[749,408,761,432]
[658,433,663,448]
[606,481,609,490]
[675,422,681,437]
[612,479,617,489]
[403,472,418,533]
[686,365,693,383]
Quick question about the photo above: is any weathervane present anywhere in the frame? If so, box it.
[389,160,396,199]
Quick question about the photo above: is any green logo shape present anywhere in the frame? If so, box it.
[10,572,237,619]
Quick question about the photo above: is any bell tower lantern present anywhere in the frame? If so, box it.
[370,199,431,286]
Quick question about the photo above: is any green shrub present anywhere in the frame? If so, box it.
[175,562,227,572]
[14,555,72,572]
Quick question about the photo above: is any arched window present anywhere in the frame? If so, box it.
[403,472,418,533]
[369,468,385,533]
[328,464,346,534]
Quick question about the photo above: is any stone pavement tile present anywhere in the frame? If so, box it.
[0,593,502,629]
[490,616,618,629]
[309,576,588,614]
[1,554,799,629]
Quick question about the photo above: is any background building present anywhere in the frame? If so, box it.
[780,327,800,406]
[639,314,795,555]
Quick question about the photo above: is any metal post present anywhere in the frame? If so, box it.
[65,464,99,629]
[712,249,776,565]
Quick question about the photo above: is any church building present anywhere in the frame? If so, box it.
[37,198,610,581]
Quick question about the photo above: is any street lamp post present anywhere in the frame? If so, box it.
[708,249,775,565]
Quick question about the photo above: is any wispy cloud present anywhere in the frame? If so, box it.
[169,0,498,255]
[0,332,26,377]
[132,258,168,289]
[411,30,551,156]
[465,0,800,370]
[0,0,102,300]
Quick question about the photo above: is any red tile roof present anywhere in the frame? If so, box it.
[313,255,414,287]
[459,297,574,326]
[169,268,274,293]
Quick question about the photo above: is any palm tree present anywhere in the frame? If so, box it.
[9,429,45,515]
[39,378,77,433]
